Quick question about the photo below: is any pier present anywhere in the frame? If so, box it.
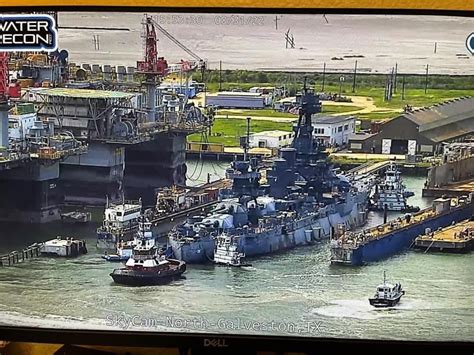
[346,160,392,176]
[0,243,43,266]
[414,219,474,253]
[0,237,88,266]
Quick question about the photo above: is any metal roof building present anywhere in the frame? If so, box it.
[348,97,474,155]
[205,92,265,109]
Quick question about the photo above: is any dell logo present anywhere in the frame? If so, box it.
[203,338,229,348]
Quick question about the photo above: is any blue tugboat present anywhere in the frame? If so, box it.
[169,81,372,263]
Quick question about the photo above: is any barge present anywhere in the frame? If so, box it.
[414,219,473,253]
[330,194,474,265]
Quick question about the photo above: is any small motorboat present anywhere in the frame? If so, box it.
[369,271,405,307]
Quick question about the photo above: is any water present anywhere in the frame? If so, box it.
[0,172,472,341]
[58,13,474,75]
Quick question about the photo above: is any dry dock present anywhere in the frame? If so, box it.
[422,179,474,198]
[414,219,474,253]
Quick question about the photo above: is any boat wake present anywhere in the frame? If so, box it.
[312,299,399,320]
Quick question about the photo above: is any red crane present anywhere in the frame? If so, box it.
[0,53,9,102]
[136,16,168,76]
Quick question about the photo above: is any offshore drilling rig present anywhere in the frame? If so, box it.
[0,14,211,222]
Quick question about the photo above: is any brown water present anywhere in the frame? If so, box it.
[57,13,474,74]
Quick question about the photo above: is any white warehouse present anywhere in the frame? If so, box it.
[311,115,356,147]
[249,130,294,149]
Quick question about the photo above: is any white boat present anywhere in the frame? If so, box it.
[96,198,142,249]
[214,234,251,267]
[370,162,419,213]
[60,211,92,224]
[369,271,405,307]
[40,237,87,257]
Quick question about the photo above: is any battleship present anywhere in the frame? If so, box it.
[169,82,372,263]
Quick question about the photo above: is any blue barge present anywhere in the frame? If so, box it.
[330,195,474,266]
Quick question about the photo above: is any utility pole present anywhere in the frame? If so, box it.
[352,60,358,93]
[424,64,429,94]
[389,67,394,98]
[321,62,326,92]
[219,60,222,91]
[274,15,280,30]
[393,62,398,93]
[434,42,437,54]
[339,76,345,98]
[401,75,406,100]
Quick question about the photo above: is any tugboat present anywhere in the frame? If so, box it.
[370,162,419,213]
[110,219,186,286]
[369,271,405,307]
[214,234,251,267]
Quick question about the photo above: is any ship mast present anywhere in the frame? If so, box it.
[244,116,250,162]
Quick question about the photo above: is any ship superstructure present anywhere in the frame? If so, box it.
[96,199,142,249]
[370,162,419,213]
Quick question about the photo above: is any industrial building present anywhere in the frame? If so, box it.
[206,92,266,109]
[348,97,474,155]
[249,130,294,149]
[158,81,197,99]
[311,115,356,147]
[273,96,297,112]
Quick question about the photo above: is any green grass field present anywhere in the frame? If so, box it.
[320,104,360,114]
[188,117,293,146]
[321,85,474,110]
[197,73,474,147]
[217,104,360,119]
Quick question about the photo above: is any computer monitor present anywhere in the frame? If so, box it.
[0,5,473,354]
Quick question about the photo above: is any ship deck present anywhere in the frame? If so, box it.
[414,219,473,252]
[339,206,439,248]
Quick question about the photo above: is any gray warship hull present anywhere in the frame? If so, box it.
[169,192,368,263]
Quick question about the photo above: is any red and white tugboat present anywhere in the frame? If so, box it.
[110,219,186,286]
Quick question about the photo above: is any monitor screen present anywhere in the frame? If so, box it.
[0,10,473,347]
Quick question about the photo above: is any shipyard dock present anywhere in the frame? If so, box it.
[414,219,474,253]
[422,178,474,198]
[330,195,474,265]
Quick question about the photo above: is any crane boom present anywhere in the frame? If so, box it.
[0,53,9,102]
[149,17,202,62]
